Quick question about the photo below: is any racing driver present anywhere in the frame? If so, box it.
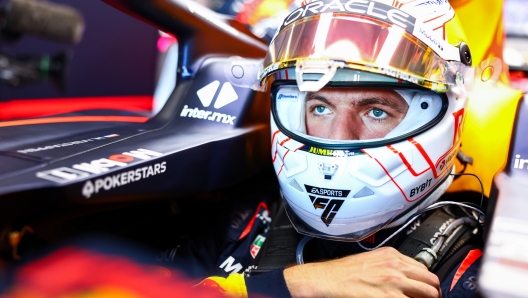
[168,0,486,297]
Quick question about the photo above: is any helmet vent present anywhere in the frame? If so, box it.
[289,179,304,192]
[353,187,375,198]
[318,163,338,180]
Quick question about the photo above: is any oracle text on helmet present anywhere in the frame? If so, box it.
[281,0,416,32]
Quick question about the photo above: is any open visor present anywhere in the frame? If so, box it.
[259,13,473,93]
[273,83,446,145]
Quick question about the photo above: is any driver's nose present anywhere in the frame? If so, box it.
[327,112,360,140]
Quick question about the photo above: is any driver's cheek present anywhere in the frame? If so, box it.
[361,117,396,139]
[306,116,332,139]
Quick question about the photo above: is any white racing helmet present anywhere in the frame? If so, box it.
[259,0,474,241]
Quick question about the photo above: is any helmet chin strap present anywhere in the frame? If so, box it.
[385,171,454,229]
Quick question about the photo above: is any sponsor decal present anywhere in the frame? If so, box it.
[463,276,478,291]
[309,147,334,156]
[415,0,449,6]
[409,178,432,198]
[379,67,419,84]
[306,146,357,157]
[332,150,358,157]
[219,256,243,274]
[513,154,528,170]
[36,148,163,183]
[417,27,443,52]
[180,105,236,125]
[309,196,344,226]
[436,149,456,172]
[280,0,416,33]
[258,63,280,81]
[435,110,464,173]
[430,217,454,245]
[257,209,272,224]
[406,219,421,235]
[304,184,350,198]
[277,93,299,101]
[250,235,266,258]
[81,161,167,198]
[17,134,120,154]
[180,80,238,125]
[411,23,458,59]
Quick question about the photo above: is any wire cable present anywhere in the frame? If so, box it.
[296,236,313,264]
[449,172,485,210]
[357,201,485,251]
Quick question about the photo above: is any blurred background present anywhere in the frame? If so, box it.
[504,0,528,91]
[0,0,159,100]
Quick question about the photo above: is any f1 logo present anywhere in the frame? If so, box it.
[309,196,344,226]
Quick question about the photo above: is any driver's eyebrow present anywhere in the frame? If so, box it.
[355,97,407,114]
[306,92,333,107]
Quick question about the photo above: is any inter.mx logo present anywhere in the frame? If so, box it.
[180,80,238,125]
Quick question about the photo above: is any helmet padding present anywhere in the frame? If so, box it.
[274,85,443,144]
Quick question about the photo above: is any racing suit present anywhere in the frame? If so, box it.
[158,182,483,298]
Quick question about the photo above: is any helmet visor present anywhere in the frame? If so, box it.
[261,13,467,92]
[272,83,446,145]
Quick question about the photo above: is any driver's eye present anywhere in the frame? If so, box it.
[314,106,331,115]
[370,108,387,118]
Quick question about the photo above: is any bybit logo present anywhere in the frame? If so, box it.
[180,80,238,125]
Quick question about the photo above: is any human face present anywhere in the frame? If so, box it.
[305,88,409,140]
